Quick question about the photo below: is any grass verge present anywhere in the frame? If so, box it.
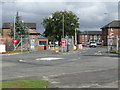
[1,80,50,88]
[1,50,30,54]
[110,49,120,54]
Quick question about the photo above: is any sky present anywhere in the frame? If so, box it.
[1,0,119,33]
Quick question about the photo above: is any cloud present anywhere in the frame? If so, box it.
[1,1,118,33]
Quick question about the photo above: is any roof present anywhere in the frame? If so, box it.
[2,23,36,29]
[101,20,120,29]
[28,29,41,35]
[80,31,102,35]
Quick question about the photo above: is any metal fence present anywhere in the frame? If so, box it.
[107,36,120,52]
[0,37,39,51]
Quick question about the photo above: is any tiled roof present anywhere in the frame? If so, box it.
[101,20,120,29]
[2,23,36,29]
[80,31,102,35]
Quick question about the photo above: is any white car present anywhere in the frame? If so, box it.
[89,42,97,47]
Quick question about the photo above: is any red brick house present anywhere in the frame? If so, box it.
[2,22,40,38]
[1,22,48,51]
[101,20,120,46]
[78,31,102,44]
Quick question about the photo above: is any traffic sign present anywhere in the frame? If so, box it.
[12,39,18,44]
[61,40,66,47]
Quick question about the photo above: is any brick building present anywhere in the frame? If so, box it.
[101,20,120,46]
[1,22,48,51]
[78,31,102,44]
[2,22,40,38]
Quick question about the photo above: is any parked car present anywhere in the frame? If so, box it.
[89,42,97,47]
[97,42,102,46]
[82,43,87,47]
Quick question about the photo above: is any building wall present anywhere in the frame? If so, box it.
[102,28,120,46]
[37,38,48,50]
[78,34,102,44]
[2,29,11,36]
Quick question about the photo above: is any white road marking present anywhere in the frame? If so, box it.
[36,57,63,61]
[17,76,25,77]
[78,83,101,88]
[18,60,26,62]
[51,81,60,84]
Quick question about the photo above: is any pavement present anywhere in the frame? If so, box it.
[1,47,119,88]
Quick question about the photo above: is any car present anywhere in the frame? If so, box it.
[82,43,87,47]
[89,42,97,47]
[97,42,102,46]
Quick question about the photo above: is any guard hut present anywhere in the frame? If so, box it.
[38,37,48,50]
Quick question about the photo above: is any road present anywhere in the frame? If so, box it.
[2,47,119,88]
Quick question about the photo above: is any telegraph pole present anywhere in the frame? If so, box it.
[13,15,16,51]
[62,14,64,38]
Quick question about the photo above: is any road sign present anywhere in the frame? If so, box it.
[0,44,6,52]
[12,39,18,44]
[61,40,66,47]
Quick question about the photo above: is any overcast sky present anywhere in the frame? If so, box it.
[1,0,119,33]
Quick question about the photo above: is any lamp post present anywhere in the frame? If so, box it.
[104,13,113,52]
[75,29,77,45]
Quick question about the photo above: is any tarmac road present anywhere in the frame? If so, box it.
[2,47,119,88]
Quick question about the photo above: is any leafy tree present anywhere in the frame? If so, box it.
[42,11,80,41]
[10,12,29,39]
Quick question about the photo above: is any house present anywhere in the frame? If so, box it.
[1,22,48,51]
[2,22,40,38]
[101,20,120,46]
[78,31,102,44]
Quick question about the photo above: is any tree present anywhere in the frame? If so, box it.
[42,11,80,41]
[10,12,29,39]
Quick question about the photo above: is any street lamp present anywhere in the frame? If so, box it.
[104,13,113,52]
[75,29,77,45]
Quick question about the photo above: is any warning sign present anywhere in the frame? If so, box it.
[61,40,66,47]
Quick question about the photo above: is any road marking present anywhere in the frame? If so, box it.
[17,75,25,77]
[94,53,102,55]
[78,83,101,88]
[51,81,60,84]
[36,57,63,61]
[18,60,26,62]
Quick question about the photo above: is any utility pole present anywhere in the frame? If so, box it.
[62,14,64,38]
[13,15,16,51]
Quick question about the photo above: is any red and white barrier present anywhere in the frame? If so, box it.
[78,44,83,50]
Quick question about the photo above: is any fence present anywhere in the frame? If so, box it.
[107,36,120,52]
[0,37,39,51]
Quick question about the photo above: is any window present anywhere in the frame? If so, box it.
[85,35,87,37]
[39,41,46,46]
